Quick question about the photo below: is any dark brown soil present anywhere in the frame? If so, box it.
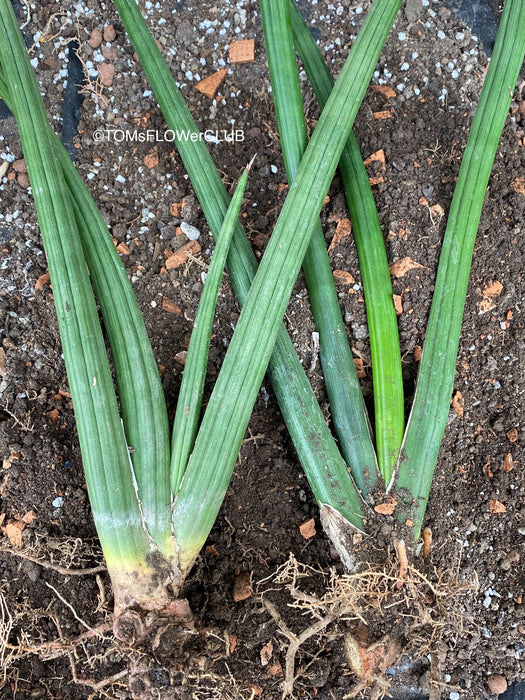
[0,1,524,698]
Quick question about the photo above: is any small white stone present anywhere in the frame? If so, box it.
[180,221,201,240]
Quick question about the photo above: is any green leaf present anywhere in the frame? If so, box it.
[171,0,403,573]
[290,0,404,483]
[0,0,164,608]
[261,0,379,499]
[171,164,250,492]
[113,0,388,562]
[394,0,525,538]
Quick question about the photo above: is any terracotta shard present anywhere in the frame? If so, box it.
[144,150,159,169]
[299,518,316,540]
[260,640,273,666]
[354,357,366,378]
[373,110,394,119]
[393,294,403,315]
[195,68,228,99]
[328,217,352,251]
[165,241,201,269]
[374,500,397,516]
[369,84,396,99]
[35,272,51,291]
[479,280,504,312]
[333,269,355,285]
[482,280,504,298]
[229,39,255,64]
[502,453,514,473]
[488,499,506,513]
[511,176,525,195]
[161,298,182,315]
[345,632,401,679]
[389,256,425,277]
[233,571,252,602]
[363,148,385,166]
[1,518,25,547]
[452,390,464,418]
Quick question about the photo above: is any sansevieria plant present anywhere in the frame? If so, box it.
[3,0,521,634]
[0,0,402,623]
[263,0,525,559]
